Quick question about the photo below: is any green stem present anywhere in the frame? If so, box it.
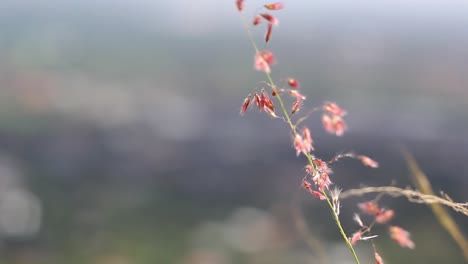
[239,14,361,264]
[323,191,361,264]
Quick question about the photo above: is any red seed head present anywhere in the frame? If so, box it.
[287,78,300,88]
[264,2,285,10]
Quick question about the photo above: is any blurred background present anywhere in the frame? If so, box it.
[0,0,467,263]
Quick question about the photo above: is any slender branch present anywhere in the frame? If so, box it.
[323,191,361,264]
[340,186,468,216]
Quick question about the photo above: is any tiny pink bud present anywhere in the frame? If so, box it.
[287,78,299,88]
[264,2,285,10]
[236,0,244,11]
[291,99,302,115]
[302,127,314,152]
[311,190,326,200]
[254,50,275,73]
[253,16,262,26]
[358,155,379,168]
[294,134,305,156]
[302,180,312,190]
[324,102,347,116]
[323,114,347,136]
[260,13,279,25]
[374,252,384,264]
[263,106,279,118]
[240,94,251,115]
[322,114,334,134]
[331,115,346,136]
[350,230,362,245]
[254,93,262,110]
[389,226,415,249]
[376,209,394,224]
[260,50,275,65]
[358,201,382,216]
[260,89,275,111]
[254,53,271,73]
[288,89,306,100]
[271,89,284,96]
[265,23,273,43]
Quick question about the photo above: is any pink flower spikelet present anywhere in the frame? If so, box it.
[264,2,285,10]
[287,78,299,88]
[253,16,262,25]
[294,134,306,156]
[302,127,314,153]
[236,0,244,11]
[358,155,379,168]
[322,114,347,136]
[291,99,302,115]
[350,230,362,245]
[254,50,276,73]
[389,226,415,249]
[375,209,394,224]
[260,13,279,25]
[374,252,385,264]
[240,94,251,115]
[324,102,347,117]
[265,23,273,43]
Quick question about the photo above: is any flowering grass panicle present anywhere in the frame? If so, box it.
[233,1,421,263]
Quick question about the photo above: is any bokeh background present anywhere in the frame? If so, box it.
[0,0,467,263]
